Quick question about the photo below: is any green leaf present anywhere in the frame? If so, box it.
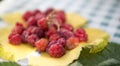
[0,61,19,66]
[73,42,120,66]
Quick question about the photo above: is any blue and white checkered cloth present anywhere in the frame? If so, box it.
[0,0,120,43]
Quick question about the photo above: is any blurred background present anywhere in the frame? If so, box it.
[0,0,120,43]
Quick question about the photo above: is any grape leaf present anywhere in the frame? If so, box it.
[0,61,19,66]
[70,42,120,66]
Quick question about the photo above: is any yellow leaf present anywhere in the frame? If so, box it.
[66,13,87,28]
[1,12,25,25]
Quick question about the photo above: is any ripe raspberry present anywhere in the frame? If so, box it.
[48,44,65,58]
[45,26,57,38]
[55,10,66,23]
[9,34,22,45]
[75,28,85,34]
[59,28,74,39]
[35,38,48,52]
[75,28,88,42]
[54,17,63,26]
[16,22,23,27]
[60,24,73,31]
[35,13,45,20]
[33,9,41,15]
[12,22,24,34]
[44,8,54,15]
[66,37,79,50]
[27,16,37,27]
[27,34,39,46]
[23,11,33,21]
[46,40,56,52]
[79,34,88,42]
[37,29,45,38]
[49,23,58,30]
[57,38,66,47]
[26,26,39,34]
[21,30,30,43]
[37,17,48,30]
[49,33,60,41]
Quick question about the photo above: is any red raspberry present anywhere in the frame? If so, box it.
[57,38,66,47]
[60,24,73,31]
[25,26,45,38]
[44,8,54,16]
[21,30,30,43]
[79,34,88,42]
[49,33,60,41]
[55,10,66,23]
[49,23,58,30]
[16,22,23,27]
[46,38,65,52]
[12,22,24,34]
[75,28,88,42]
[75,28,85,34]
[46,40,56,52]
[66,37,79,50]
[59,28,74,39]
[26,26,39,34]
[37,29,45,38]
[48,40,56,47]
[35,13,45,20]
[27,34,39,46]
[48,44,65,58]
[45,26,57,38]
[27,16,37,27]
[9,34,22,45]
[23,11,33,21]
[33,9,41,15]
[35,38,48,52]
[37,17,48,30]
[55,17,63,26]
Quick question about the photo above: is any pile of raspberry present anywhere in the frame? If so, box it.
[8,8,88,58]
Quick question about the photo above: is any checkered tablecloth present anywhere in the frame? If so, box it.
[0,0,120,43]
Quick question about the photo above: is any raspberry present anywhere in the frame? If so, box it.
[48,44,65,58]
[48,40,56,47]
[27,34,39,46]
[21,30,30,43]
[44,8,54,16]
[37,17,48,30]
[75,28,88,42]
[55,10,66,23]
[57,38,66,47]
[35,38,48,52]
[66,37,79,50]
[16,22,23,27]
[49,33,60,41]
[12,22,24,34]
[55,17,63,25]
[26,26,39,34]
[49,23,58,30]
[37,29,45,38]
[23,11,33,21]
[46,40,56,52]
[45,26,57,38]
[60,24,73,31]
[59,28,74,39]
[27,26,45,37]
[75,28,85,34]
[9,34,22,45]
[33,9,41,15]
[35,13,45,20]
[27,16,37,27]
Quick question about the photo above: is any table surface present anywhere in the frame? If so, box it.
[0,0,120,44]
